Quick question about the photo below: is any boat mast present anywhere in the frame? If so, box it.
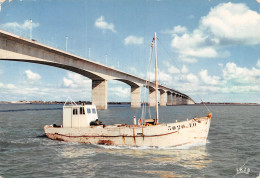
[154,32,159,124]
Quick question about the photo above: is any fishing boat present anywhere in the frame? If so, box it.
[44,33,212,147]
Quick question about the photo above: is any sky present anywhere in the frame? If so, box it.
[0,0,260,103]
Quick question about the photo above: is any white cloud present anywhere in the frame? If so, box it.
[3,20,40,30]
[25,70,41,81]
[199,69,220,85]
[170,72,200,92]
[167,65,180,74]
[257,0,260,3]
[147,71,172,83]
[201,2,260,45]
[63,78,76,88]
[108,87,130,98]
[222,62,260,85]
[95,16,116,33]
[158,71,172,82]
[0,82,15,89]
[163,61,181,74]
[178,55,197,63]
[0,71,94,102]
[173,26,187,34]
[171,30,218,58]
[161,25,187,35]
[184,73,199,84]
[6,84,15,89]
[124,35,144,45]
[62,72,91,88]
[181,65,189,73]
[168,2,260,60]
[162,60,260,96]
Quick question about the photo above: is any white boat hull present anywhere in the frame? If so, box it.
[44,115,211,147]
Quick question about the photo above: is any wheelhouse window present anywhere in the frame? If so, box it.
[92,109,96,114]
[73,108,78,115]
[87,108,91,114]
[80,107,85,115]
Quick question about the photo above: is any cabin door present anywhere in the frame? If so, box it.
[63,107,72,128]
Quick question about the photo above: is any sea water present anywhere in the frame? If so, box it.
[0,104,259,177]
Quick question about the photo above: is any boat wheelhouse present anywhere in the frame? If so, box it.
[63,104,98,128]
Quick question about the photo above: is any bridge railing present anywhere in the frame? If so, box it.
[0,24,128,72]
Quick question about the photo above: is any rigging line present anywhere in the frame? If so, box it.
[141,46,154,120]
[198,95,211,113]
[157,38,211,114]
[147,47,154,119]
[141,56,150,120]
[141,46,152,120]
[141,80,148,120]
[144,44,153,117]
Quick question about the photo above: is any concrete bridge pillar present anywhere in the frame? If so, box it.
[176,95,181,105]
[167,91,173,106]
[160,90,166,106]
[131,86,141,108]
[185,98,188,104]
[172,93,177,105]
[182,97,187,105]
[180,96,184,105]
[92,80,107,110]
[149,87,156,107]
[179,95,183,105]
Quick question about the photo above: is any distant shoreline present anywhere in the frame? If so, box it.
[0,101,258,106]
[196,102,259,106]
[0,101,132,105]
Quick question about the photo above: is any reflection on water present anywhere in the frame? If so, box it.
[59,146,98,158]
[150,147,211,170]
[104,145,211,169]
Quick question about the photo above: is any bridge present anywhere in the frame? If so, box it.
[0,29,195,109]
